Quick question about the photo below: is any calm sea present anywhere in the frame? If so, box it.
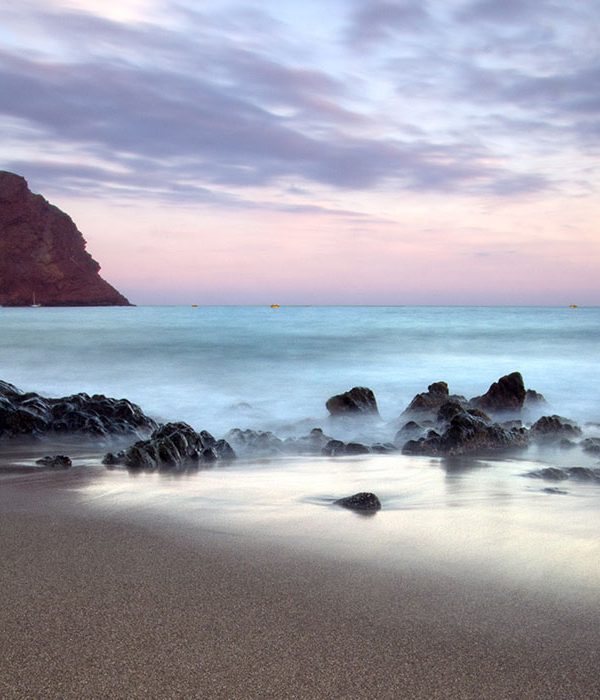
[1,305,599,435]
[2,305,600,598]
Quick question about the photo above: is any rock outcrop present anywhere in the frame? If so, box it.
[326,387,380,417]
[402,404,529,457]
[103,422,235,471]
[0,171,130,306]
[530,415,582,442]
[469,372,527,414]
[0,380,156,439]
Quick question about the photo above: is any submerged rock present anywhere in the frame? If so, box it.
[525,466,600,482]
[0,381,156,439]
[103,422,235,471]
[321,439,370,457]
[334,492,381,512]
[35,454,72,469]
[530,415,582,441]
[581,438,600,454]
[225,428,284,457]
[326,387,379,417]
[525,467,569,481]
[284,428,336,455]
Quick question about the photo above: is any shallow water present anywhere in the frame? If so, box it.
[2,306,599,598]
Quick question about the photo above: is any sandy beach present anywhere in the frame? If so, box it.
[1,467,599,700]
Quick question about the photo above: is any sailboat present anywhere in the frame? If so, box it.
[31,293,41,308]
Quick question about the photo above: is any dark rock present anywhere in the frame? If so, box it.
[581,438,600,454]
[326,387,379,416]
[568,467,600,481]
[284,428,336,455]
[0,171,130,306]
[402,382,468,417]
[322,439,346,456]
[225,428,284,457]
[525,466,600,482]
[0,381,21,397]
[403,412,528,456]
[530,415,582,441]
[321,439,370,457]
[394,421,423,447]
[501,420,523,430]
[334,492,381,512]
[345,442,370,455]
[436,400,463,422]
[525,467,569,481]
[470,372,526,414]
[0,382,157,440]
[103,422,235,471]
[370,442,397,454]
[35,455,72,469]
[559,438,577,449]
[542,487,568,495]
[524,389,546,407]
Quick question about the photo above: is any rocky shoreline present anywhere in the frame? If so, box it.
[2,372,599,483]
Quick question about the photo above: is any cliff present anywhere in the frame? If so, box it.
[0,171,131,306]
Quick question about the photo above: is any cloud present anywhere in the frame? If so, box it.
[346,0,432,47]
[0,0,576,204]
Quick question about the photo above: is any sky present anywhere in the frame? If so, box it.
[1,0,598,305]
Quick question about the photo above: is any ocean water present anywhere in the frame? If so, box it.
[1,305,599,436]
[2,305,600,598]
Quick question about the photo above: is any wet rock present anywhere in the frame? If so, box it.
[394,420,423,445]
[284,428,335,455]
[524,389,546,408]
[0,381,157,439]
[470,372,527,414]
[326,387,379,417]
[225,428,284,457]
[436,401,491,424]
[370,442,397,454]
[581,438,600,454]
[501,420,523,430]
[402,382,468,418]
[568,466,600,481]
[334,492,381,512]
[403,412,528,457]
[559,438,577,449]
[542,487,568,495]
[345,442,371,455]
[103,422,235,471]
[525,467,569,481]
[0,381,21,397]
[525,466,600,482]
[35,455,72,469]
[530,415,582,441]
[322,439,346,456]
[321,439,370,457]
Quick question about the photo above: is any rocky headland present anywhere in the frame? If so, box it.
[0,171,130,306]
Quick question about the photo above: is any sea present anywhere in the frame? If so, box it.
[2,305,600,599]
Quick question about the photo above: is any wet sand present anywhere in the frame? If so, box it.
[1,472,600,699]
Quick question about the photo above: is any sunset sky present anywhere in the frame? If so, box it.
[1,0,598,305]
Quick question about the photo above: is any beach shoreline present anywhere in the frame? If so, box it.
[2,468,600,699]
